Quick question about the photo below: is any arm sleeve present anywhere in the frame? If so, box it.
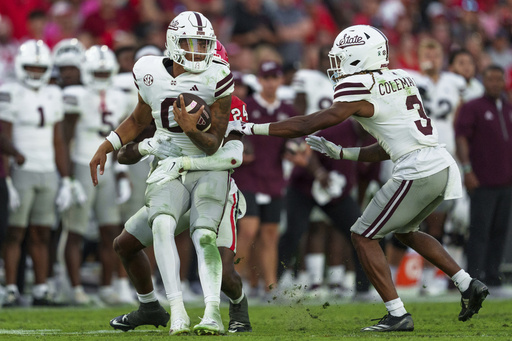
[182,139,243,171]
[214,65,234,100]
[333,74,372,103]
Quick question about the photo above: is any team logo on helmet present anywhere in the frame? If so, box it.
[168,20,180,31]
[143,74,153,86]
[336,34,366,49]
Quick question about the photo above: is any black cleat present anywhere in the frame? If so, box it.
[110,301,170,332]
[228,294,252,333]
[361,313,414,332]
[459,279,489,322]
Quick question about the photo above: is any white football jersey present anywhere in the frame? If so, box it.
[292,69,334,115]
[64,85,131,166]
[334,69,439,162]
[407,70,466,155]
[133,56,233,156]
[0,82,63,172]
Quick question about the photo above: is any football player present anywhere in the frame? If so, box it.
[107,41,252,335]
[62,45,133,305]
[90,11,233,335]
[0,40,72,306]
[229,25,488,331]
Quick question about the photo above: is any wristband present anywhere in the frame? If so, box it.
[61,176,72,186]
[106,131,123,151]
[182,156,191,171]
[342,147,360,161]
[253,123,270,136]
[461,164,472,174]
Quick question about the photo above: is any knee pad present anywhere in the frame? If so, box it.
[152,215,177,242]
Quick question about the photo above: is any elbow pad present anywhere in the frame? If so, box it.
[182,140,243,171]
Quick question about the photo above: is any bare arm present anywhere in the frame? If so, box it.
[173,94,231,155]
[89,94,153,185]
[0,121,24,165]
[294,92,307,116]
[54,121,70,177]
[268,100,373,138]
[356,142,390,162]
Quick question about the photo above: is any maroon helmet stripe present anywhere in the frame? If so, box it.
[362,180,413,238]
[193,12,203,31]
[334,82,366,92]
[334,89,371,99]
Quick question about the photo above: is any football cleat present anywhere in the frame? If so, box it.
[169,317,191,335]
[110,301,170,332]
[32,291,67,307]
[459,279,489,322]
[228,295,252,333]
[361,313,414,332]
[193,313,225,335]
[2,290,21,308]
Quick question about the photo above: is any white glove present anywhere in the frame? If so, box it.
[71,180,87,206]
[305,135,342,160]
[146,157,185,186]
[6,177,20,211]
[226,121,254,136]
[138,137,175,159]
[55,177,74,212]
[116,177,132,204]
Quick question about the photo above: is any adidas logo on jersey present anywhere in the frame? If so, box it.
[190,85,199,91]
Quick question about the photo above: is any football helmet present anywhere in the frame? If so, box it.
[82,45,119,91]
[53,38,85,68]
[214,40,228,63]
[15,39,53,89]
[165,11,216,73]
[327,25,389,84]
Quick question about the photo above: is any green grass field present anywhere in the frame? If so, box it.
[1,297,511,340]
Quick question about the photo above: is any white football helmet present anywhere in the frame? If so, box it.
[327,25,389,84]
[82,45,119,91]
[15,39,53,89]
[165,11,216,73]
[53,38,85,68]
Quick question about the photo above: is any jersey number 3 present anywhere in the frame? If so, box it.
[407,95,432,136]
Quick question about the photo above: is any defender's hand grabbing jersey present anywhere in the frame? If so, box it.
[132,56,233,157]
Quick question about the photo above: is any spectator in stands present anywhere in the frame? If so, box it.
[455,65,512,296]
[230,0,278,48]
[0,15,18,86]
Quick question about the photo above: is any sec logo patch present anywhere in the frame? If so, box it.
[143,74,153,86]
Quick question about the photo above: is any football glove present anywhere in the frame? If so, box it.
[226,121,254,136]
[146,157,185,186]
[6,177,20,211]
[71,180,87,205]
[305,135,342,160]
[138,136,175,159]
[56,177,74,212]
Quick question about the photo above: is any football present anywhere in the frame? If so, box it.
[176,93,212,132]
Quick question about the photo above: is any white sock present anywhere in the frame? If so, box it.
[192,229,222,306]
[327,265,345,286]
[451,269,472,293]
[169,295,188,319]
[6,284,19,294]
[137,290,157,303]
[32,283,49,298]
[152,215,183,310]
[229,290,245,305]
[385,297,407,317]
[305,253,325,286]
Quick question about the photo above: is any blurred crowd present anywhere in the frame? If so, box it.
[1,0,512,307]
